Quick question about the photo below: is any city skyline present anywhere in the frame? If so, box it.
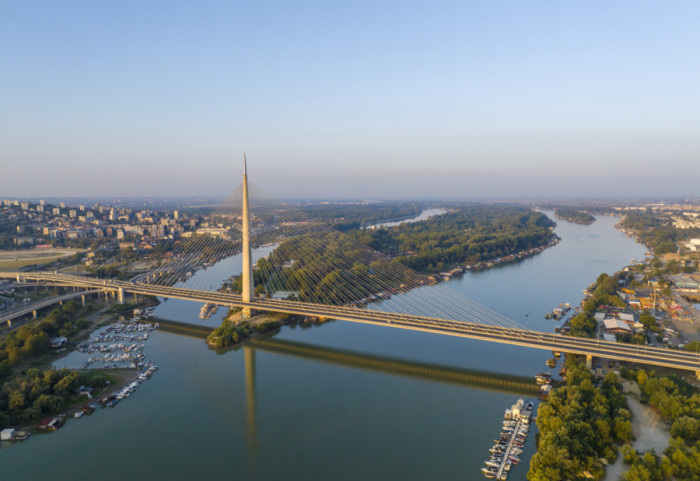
[2,1,699,198]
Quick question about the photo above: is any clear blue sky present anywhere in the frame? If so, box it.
[1,1,699,199]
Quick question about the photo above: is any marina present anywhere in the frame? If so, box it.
[483,399,533,480]
[98,364,158,407]
[76,321,159,369]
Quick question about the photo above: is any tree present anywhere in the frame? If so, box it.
[670,416,700,443]
[8,391,26,411]
[639,312,661,333]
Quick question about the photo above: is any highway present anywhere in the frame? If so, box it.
[3,271,699,375]
[0,289,96,327]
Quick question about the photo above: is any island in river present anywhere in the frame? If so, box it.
[554,208,596,225]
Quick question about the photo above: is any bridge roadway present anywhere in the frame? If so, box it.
[1,289,96,326]
[3,272,700,374]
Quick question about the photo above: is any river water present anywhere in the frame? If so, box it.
[369,208,447,228]
[1,213,646,481]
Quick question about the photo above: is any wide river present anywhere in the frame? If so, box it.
[2,212,646,481]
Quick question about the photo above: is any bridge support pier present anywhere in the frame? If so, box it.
[696,370,700,381]
[32,310,37,320]
[585,354,593,369]
[16,274,21,283]
[81,295,86,307]
[117,288,125,305]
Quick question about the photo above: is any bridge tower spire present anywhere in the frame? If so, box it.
[241,153,254,318]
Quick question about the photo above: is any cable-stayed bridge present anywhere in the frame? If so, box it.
[3,156,699,377]
[3,271,699,375]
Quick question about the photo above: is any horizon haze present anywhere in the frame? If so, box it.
[1,1,699,199]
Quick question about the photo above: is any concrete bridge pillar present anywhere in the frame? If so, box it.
[117,288,125,305]
[59,300,63,306]
[696,370,700,381]
[32,310,37,320]
[585,354,593,369]
[6,320,11,328]
[81,295,86,307]
[16,274,21,283]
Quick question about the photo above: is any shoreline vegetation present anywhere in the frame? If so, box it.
[614,209,700,255]
[0,296,158,434]
[554,208,596,225]
[0,300,112,432]
[528,361,633,481]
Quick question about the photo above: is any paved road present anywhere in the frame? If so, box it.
[0,290,96,327]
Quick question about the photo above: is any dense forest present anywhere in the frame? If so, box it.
[351,205,556,273]
[231,205,556,305]
[231,229,422,305]
[528,362,632,480]
[554,208,596,225]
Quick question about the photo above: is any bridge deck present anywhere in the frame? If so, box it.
[4,272,699,374]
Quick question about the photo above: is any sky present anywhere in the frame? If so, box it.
[1,1,699,199]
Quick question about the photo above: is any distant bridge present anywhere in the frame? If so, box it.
[2,271,699,377]
[1,288,98,328]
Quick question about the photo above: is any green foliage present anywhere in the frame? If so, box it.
[623,451,672,481]
[639,312,661,333]
[0,367,95,428]
[353,205,555,273]
[671,416,700,444]
[298,202,425,229]
[233,230,423,305]
[527,365,629,481]
[239,205,556,306]
[554,208,596,224]
[255,320,281,333]
[569,312,597,338]
[0,301,88,376]
[623,369,700,481]
[78,370,111,388]
[208,321,245,348]
[619,210,700,253]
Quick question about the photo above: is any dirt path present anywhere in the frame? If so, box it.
[603,381,671,481]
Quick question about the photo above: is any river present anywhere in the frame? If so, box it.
[1,212,646,481]
[369,208,447,228]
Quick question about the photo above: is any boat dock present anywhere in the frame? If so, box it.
[482,398,533,480]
